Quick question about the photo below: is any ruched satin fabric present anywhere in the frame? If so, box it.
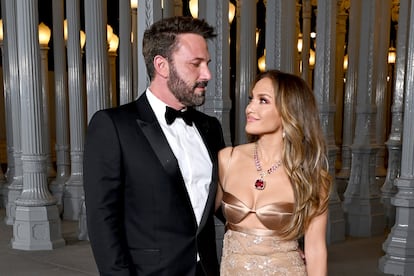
[220,192,306,275]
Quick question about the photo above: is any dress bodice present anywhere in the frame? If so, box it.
[222,191,294,235]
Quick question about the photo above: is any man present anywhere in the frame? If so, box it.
[83,16,225,276]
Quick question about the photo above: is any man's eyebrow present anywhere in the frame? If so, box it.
[189,57,211,63]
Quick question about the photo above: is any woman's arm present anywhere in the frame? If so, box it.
[215,181,224,211]
[304,210,328,276]
[214,147,233,211]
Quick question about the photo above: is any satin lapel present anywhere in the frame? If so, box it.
[135,96,182,182]
[192,114,217,233]
[192,113,213,161]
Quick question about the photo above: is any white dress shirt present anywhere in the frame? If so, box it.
[146,89,212,226]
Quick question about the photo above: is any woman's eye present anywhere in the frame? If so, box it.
[247,96,268,104]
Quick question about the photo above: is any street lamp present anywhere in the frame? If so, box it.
[107,24,114,45]
[190,0,236,24]
[0,19,3,42]
[388,46,396,64]
[108,34,119,53]
[38,22,56,181]
[343,54,348,71]
[130,0,138,99]
[258,49,266,72]
[39,22,51,46]
[228,2,236,24]
[108,34,119,107]
[297,33,303,53]
[64,19,86,50]
[80,30,86,50]
[189,0,198,18]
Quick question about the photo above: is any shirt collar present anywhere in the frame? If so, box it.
[146,88,169,126]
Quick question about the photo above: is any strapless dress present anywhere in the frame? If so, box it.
[220,192,306,276]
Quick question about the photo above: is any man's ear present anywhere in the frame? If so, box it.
[153,55,169,78]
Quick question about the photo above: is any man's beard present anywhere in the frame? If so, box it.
[167,64,208,107]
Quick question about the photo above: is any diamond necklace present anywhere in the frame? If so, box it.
[253,141,282,190]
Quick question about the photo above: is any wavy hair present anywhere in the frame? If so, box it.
[249,70,331,240]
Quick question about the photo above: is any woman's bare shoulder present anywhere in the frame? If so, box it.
[219,143,253,161]
[218,147,233,165]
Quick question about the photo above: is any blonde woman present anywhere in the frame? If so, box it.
[216,70,331,275]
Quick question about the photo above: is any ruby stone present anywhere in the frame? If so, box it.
[254,179,265,190]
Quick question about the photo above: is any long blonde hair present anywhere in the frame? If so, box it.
[249,70,331,240]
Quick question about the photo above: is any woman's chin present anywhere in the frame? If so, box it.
[245,126,258,135]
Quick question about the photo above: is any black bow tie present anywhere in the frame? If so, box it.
[165,106,193,126]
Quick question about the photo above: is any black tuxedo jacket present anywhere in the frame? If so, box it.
[84,92,225,276]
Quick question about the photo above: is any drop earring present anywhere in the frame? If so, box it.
[282,131,286,139]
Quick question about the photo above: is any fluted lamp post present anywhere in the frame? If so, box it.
[63,9,87,222]
[0,27,2,156]
[108,33,119,107]
[381,46,398,230]
[76,28,89,241]
[12,8,64,250]
[49,6,70,217]
[2,8,24,226]
[0,19,7,209]
[38,22,56,186]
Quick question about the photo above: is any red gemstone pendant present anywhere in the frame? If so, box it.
[254,179,265,190]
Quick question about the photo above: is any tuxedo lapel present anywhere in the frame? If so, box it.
[192,112,213,161]
[192,114,218,232]
[135,97,219,232]
[135,95,183,184]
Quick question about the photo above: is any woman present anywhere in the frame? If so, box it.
[216,69,331,275]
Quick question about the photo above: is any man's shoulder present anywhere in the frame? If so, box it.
[105,100,140,114]
[89,101,139,125]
